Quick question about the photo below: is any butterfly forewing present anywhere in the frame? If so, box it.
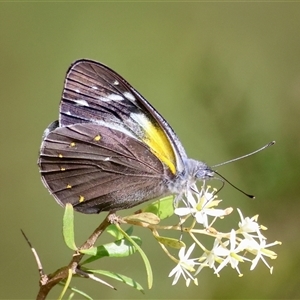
[60,59,187,175]
[39,123,173,213]
[60,61,134,126]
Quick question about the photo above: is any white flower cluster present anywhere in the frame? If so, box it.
[169,186,280,286]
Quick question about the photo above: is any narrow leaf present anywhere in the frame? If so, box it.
[106,225,134,239]
[58,282,93,300]
[106,224,124,239]
[154,235,185,249]
[82,268,144,293]
[123,212,160,225]
[79,246,98,256]
[81,236,142,265]
[115,224,153,289]
[142,196,174,219]
[63,203,77,250]
[58,268,72,300]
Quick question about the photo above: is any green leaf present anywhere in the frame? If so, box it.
[123,212,160,225]
[58,268,72,300]
[58,282,93,300]
[115,224,153,289]
[106,225,134,239]
[81,236,142,265]
[66,288,93,300]
[106,224,124,239]
[125,226,134,236]
[79,246,98,256]
[154,235,185,249]
[67,292,75,300]
[82,268,144,293]
[63,203,77,250]
[142,196,174,219]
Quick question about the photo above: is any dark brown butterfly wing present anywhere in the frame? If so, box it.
[59,59,187,174]
[39,123,173,214]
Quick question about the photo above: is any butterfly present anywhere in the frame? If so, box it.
[39,59,262,214]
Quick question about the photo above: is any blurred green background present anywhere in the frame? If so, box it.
[1,3,299,299]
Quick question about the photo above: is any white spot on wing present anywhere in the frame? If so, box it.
[92,86,98,90]
[91,119,137,140]
[73,99,89,107]
[98,96,109,102]
[107,94,124,101]
[123,92,136,101]
[113,80,119,85]
[66,111,71,115]
[75,89,80,93]
[98,94,124,102]
[104,157,110,161]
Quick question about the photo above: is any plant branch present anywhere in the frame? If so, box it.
[35,212,114,300]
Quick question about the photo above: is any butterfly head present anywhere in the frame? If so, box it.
[184,158,215,182]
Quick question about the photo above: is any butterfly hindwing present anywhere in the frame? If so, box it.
[39,123,172,213]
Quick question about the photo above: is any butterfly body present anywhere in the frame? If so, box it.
[38,59,213,214]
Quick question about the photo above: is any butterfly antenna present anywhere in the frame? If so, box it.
[212,141,275,168]
[214,171,255,199]
[211,141,276,198]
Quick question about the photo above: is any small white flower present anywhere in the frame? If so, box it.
[168,243,200,286]
[245,238,280,273]
[195,239,223,276]
[175,186,227,227]
[213,230,250,276]
[237,208,266,242]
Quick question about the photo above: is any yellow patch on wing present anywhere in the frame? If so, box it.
[142,118,176,174]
